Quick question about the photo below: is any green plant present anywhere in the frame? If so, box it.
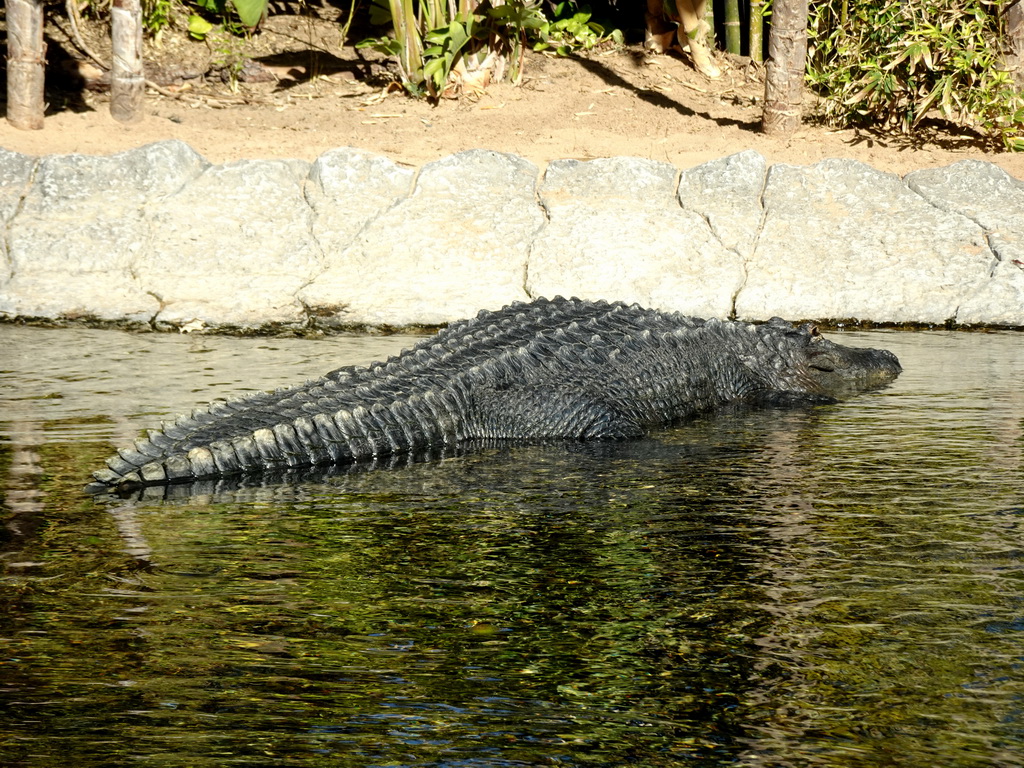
[533,2,617,56]
[483,0,549,83]
[230,0,265,26]
[188,12,217,39]
[807,0,1024,151]
[423,13,480,93]
[360,0,438,95]
[359,0,617,98]
[210,31,250,88]
[143,0,174,35]
[182,0,267,40]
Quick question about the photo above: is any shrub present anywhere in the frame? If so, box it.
[359,0,615,98]
[807,0,1024,150]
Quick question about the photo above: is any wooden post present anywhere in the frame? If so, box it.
[6,0,46,130]
[110,0,145,123]
[762,0,809,136]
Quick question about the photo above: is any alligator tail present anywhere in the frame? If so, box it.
[86,390,460,493]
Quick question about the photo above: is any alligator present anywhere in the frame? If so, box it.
[88,296,902,493]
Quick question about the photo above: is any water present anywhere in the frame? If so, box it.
[1,325,1022,767]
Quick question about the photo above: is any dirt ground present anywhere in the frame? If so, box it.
[2,9,1023,178]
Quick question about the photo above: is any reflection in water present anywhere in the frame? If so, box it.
[0,326,1022,767]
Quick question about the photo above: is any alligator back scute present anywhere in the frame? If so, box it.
[88,296,901,493]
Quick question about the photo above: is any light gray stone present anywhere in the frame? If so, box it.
[540,155,677,202]
[905,160,1024,326]
[677,150,766,259]
[1,141,208,322]
[958,257,1024,326]
[299,149,545,326]
[529,156,744,318]
[2,140,1022,331]
[0,147,37,222]
[301,148,415,324]
[24,139,207,210]
[736,159,993,324]
[0,148,38,284]
[306,147,414,250]
[905,160,1024,248]
[138,158,318,328]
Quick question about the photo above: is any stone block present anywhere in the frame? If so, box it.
[0,148,37,285]
[677,150,766,259]
[306,147,415,251]
[299,150,545,326]
[2,141,208,322]
[138,158,319,328]
[0,147,37,222]
[905,160,1024,326]
[736,159,992,324]
[529,156,744,318]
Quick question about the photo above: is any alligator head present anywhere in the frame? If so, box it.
[746,318,902,402]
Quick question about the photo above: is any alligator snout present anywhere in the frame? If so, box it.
[840,345,902,388]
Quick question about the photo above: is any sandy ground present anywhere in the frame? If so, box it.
[2,12,1023,178]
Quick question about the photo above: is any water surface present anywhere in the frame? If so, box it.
[1,326,1022,767]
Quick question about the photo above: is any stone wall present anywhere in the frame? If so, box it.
[2,140,1022,330]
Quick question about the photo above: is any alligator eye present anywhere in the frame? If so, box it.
[796,323,823,343]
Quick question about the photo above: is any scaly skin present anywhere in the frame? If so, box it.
[88,297,901,493]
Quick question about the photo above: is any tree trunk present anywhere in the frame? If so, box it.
[1006,1,1024,89]
[6,0,46,130]
[110,0,145,123]
[762,0,808,136]
[724,0,741,54]
[749,0,764,63]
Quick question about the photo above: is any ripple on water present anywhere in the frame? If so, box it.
[0,325,1022,768]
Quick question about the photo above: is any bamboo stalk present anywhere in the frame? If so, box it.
[724,0,741,54]
[749,0,764,63]
[110,0,145,123]
[6,0,46,130]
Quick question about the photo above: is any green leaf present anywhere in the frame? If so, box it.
[231,0,266,27]
[357,36,402,57]
[449,20,469,49]
[368,0,392,25]
[423,58,446,80]
[187,14,214,40]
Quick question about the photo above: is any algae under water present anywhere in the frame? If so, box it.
[1,326,1022,767]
